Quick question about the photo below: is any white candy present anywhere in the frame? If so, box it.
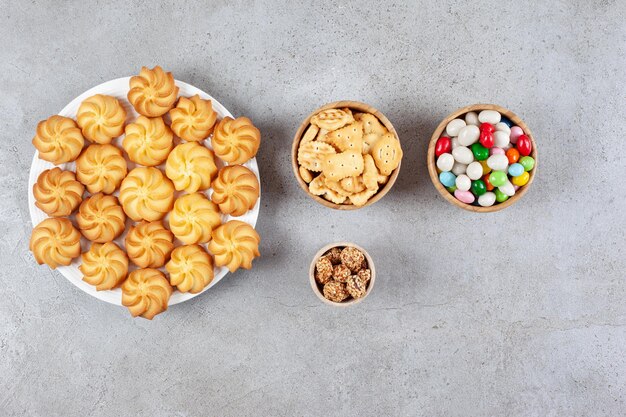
[451,137,461,149]
[457,125,480,146]
[452,146,474,165]
[465,111,480,126]
[498,180,516,197]
[478,192,496,207]
[436,153,454,172]
[451,162,467,176]
[446,119,466,137]
[455,174,471,191]
[495,122,511,135]
[466,161,483,180]
[478,110,501,125]
[494,130,510,148]
[487,154,508,171]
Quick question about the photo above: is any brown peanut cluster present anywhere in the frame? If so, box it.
[314,246,371,303]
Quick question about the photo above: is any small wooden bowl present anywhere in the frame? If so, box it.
[308,242,376,307]
[427,104,538,213]
[292,101,401,210]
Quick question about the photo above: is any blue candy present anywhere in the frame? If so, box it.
[500,116,513,127]
[439,171,456,187]
[508,163,524,177]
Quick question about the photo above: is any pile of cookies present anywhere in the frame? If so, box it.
[314,246,371,303]
[296,107,402,207]
[29,66,262,319]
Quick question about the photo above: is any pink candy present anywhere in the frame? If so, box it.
[510,126,523,144]
[490,147,505,155]
[454,190,475,204]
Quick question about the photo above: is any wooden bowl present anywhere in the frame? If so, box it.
[308,242,376,307]
[292,101,401,210]
[427,104,538,212]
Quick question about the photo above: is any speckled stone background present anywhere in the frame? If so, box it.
[1,1,625,416]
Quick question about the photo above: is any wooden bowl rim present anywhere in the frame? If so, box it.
[291,100,401,210]
[308,242,376,307]
[427,103,538,213]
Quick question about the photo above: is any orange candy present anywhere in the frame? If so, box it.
[483,174,494,191]
[506,148,520,164]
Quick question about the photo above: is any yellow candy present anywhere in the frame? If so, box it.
[512,171,530,186]
[479,160,491,174]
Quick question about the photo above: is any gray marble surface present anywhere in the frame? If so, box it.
[1,1,625,416]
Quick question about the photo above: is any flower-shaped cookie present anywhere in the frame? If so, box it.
[165,244,214,293]
[211,165,259,216]
[29,218,81,269]
[165,142,217,193]
[76,144,128,194]
[169,193,221,244]
[121,268,173,320]
[76,94,126,144]
[122,116,174,166]
[127,66,179,117]
[211,116,261,164]
[169,95,218,142]
[119,167,175,221]
[33,168,84,217]
[208,220,260,272]
[79,242,129,291]
[76,193,126,243]
[125,221,174,268]
[32,115,84,164]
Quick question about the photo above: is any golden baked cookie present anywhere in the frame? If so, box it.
[119,167,175,221]
[165,244,214,293]
[76,94,126,144]
[121,268,173,320]
[29,218,81,269]
[211,116,261,164]
[208,220,260,272]
[76,144,128,194]
[122,116,173,166]
[169,193,221,244]
[76,193,126,243]
[165,142,217,193]
[169,95,218,142]
[33,168,84,217]
[32,115,84,164]
[127,66,179,117]
[79,242,129,291]
[125,220,174,268]
[211,165,259,216]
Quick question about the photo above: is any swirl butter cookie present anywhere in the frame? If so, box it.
[29,218,81,269]
[169,193,221,245]
[76,193,126,243]
[211,116,260,164]
[169,95,218,142]
[80,242,128,291]
[33,168,84,217]
[75,144,127,194]
[122,116,173,166]
[125,221,174,268]
[165,244,214,293]
[211,165,259,216]
[127,66,179,117]
[32,115,84,164]
[121,268,173,320]
[119,167,175,221]
[208,220,260,272]
[165,142,217,193]
[76,94,126,144]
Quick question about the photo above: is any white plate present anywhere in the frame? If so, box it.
[28,77,260,307]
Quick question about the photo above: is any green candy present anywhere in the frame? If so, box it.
[489,171,507,187]
[471,143,489,161]
[446,185,457,193]
[471,180,487,196]
[519,156,535,171]
[495,188,509,203]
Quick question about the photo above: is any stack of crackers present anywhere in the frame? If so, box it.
[296,107,403,207]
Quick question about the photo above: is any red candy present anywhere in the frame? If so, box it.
[435,136,452,157]
[480,123,495,133]
[479,123,495,148]
[517,134,532,156]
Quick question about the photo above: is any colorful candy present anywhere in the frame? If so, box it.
[517,134,532,156]
[506,148,520,164]
[494,188,509,203]
[519,156,535,171]
[508,163,524,177]
[439,171,456,188]
[510,126,523,144]
[454,190,475,204]
[479,123,495,148]
[471,143,489,161]
[489,171,507,187]
[435,137,452,157]
[511,171,530,186]
[471,179,487,196]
